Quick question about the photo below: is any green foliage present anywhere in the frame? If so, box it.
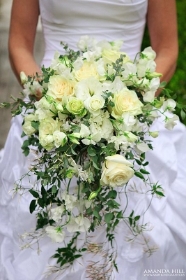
[142,2,186,125]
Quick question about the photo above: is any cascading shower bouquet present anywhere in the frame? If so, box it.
[2,36,179,278]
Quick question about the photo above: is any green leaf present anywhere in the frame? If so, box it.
[22,139,30,149]
[29,199,37,213]
[104,212,114,224]
[154,191,165,197]
[93,208,101,220]
[180,109,186,120]
[87,146,97,156]
[106,199,120,209]
[29,189,39,198]
[134,215,140,221]
[140,169,150,175]
[116,211,123,219]
[134,171,145,180]
[52,185,58,194]
[22,147,30,156]
[107,190,117,199]
[31,121,39,130]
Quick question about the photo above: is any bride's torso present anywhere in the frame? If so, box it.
[39,0,148,66]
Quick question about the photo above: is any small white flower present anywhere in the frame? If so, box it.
[20,71,28,84]
[149,131,159,138]
[165,114,179,130]
[61,193,77,211]
[141,47,156,60]
[162,99,176,112]
[50,205,65,222]
[77,36,97,51]
[136,142,150,153]
[45,226,65,243]
[67,216,91,233]
[79,124,90,138]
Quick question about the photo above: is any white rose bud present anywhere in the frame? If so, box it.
[20,71,28,85]
[149,131,159,138]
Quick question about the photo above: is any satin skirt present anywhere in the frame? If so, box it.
[0,114,186,280]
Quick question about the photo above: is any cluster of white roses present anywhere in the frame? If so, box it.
[20,36,177,246]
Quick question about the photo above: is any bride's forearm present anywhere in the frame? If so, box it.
[9,48,41,86]
[154,48,178,96]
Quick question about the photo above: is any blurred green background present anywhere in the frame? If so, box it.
[142,1,186,125]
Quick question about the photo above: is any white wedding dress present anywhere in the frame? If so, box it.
[1,0,186,279]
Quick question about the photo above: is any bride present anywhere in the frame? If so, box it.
[1,0,186,279]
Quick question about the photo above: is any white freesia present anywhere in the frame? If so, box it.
[50,206,65,222]
[79,124,90,138]
[162,99,176,112]
[75,77,102,101]
[165,114,179,130]
[67,216,90,233]
[61,193,77,211]
[100,118,114,141]
[141,46,156,60]
[53,131,67,148]
[137,142,150,153]
[108,135,129,151]
[22,80,43,98]
[121,62,137,82]
[45,226,65,243]
[143,77,160,103]
[137,60,156,78]
[77,35,97,51]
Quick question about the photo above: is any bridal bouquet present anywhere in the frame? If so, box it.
[2,36,178,278]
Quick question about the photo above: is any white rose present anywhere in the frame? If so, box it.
[47,75,75,101]
[22,114,37,135]
[84,95,105,113]
[39,134,54,151]
[100,154,134,187]
[111,89,143,118]
[39,118,60,136]
[74,61,100,81]
[45,226,65,243]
